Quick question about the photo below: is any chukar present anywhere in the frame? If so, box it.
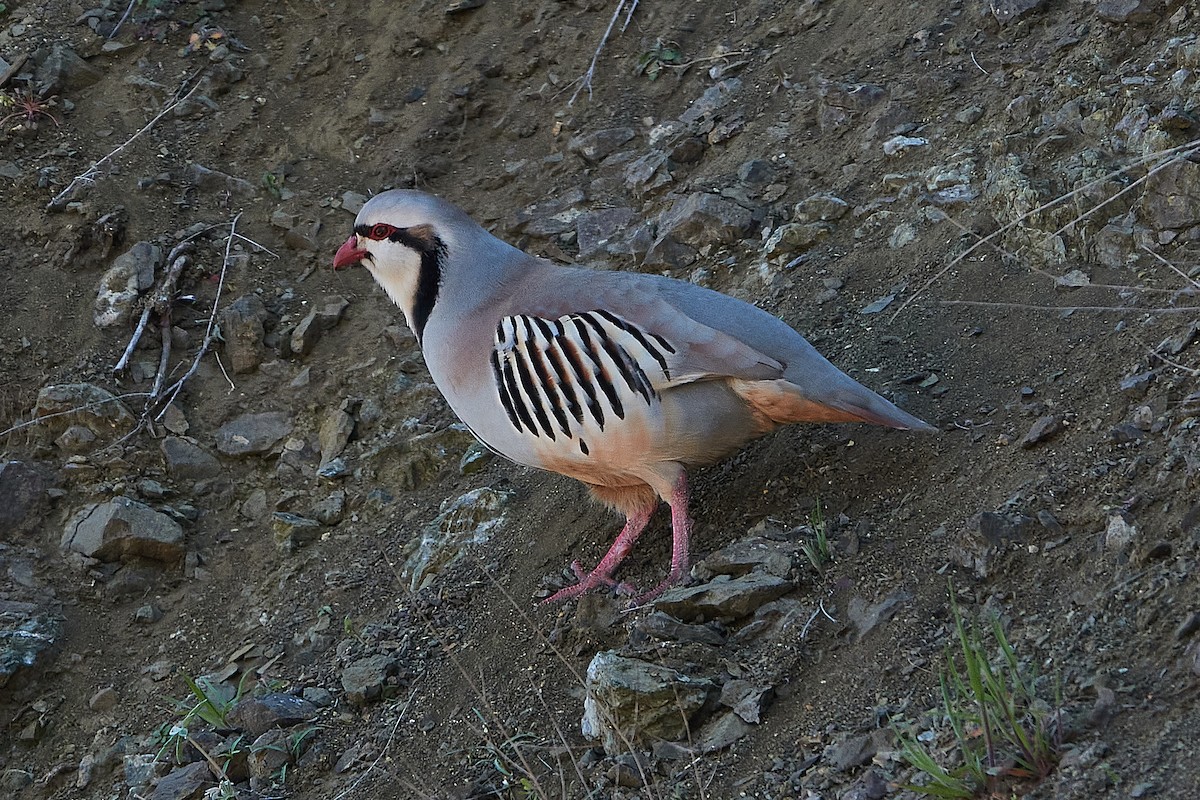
[334,190,934,602]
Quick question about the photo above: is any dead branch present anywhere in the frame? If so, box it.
[568,0,639,106]
[154,213,242,418]
[939,299,1198,314]
[114,246,192,373]
[47,71,205,211]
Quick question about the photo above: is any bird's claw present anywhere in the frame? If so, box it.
[541,562,641,604]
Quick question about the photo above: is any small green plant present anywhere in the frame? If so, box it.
[156,671,251,765]
[799,500,832,574]
[471,708,542,799]
[896,590,1062,797]
[634,40,683,80]
[0,89,60,129]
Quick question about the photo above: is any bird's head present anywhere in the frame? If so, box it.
[333,190,461,340]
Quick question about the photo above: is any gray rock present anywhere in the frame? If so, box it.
[150,761,213,800]
[215,412,293,456]
[240,488,269,520]
[581,651,712,753]
[1021,414,1064,448]
[737,159,777,187]
[55,425,97,453]
[227,693,318,736]
[695,710,755,752]
[694,536,796,579]
[184,163,257,198]
[248,729,290,783]
[160,437,222,481]
[341,653,401,706]
[0,461,54,535]
[793,193,850,223]
[568,127,636,164]
[272,512,322,553]
[94,242,162,328]
[720,680,772,724]
[1119,371,1154,397]
[291,295,350,356]
[847,589,913,641]
[34,383,136,443]
[219,294,269,374]
[509,188,588,235]
[990,0,1048,24]
[576,207,639,259]
[624,150,672,197]
[825,730,892,771]
[89,686,119,711]
[62,498,185,563]
[678,78,742,125]
[1144,161,1200,230]
[284,220,323,251]
[634,612,726,646]
[34,45,103,95]
[341,191,368,214]
[1097,0,1164,24]
[955,105,985,124]
[655,193,753,250]
[312,490,346,525]
[400,487,509,591]
[0,608,60,689]
[654,573,794,621]
[764,222,832,257]
[318,406,355,466]
[1103,513,1137,555]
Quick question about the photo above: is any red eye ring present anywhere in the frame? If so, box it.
[368,223,393,240]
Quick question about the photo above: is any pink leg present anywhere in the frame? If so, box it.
[542,505,654,604]
[634,472,692,603]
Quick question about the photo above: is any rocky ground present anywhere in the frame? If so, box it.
[2,0,1200,798]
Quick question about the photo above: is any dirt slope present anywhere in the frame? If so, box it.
[2,1,1199,798]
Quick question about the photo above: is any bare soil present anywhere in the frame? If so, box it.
[2,1,1199,798]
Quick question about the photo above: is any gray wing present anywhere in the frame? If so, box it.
[501,262,933,431]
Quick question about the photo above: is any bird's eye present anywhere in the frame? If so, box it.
[368,223,393,240]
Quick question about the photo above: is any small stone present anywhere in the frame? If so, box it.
[0,460,53,536]
[318,407,355,466]
[185,163,257,198]
[341,654,401,706]
[990,0,1048,25]
[568,127,636,164]
[215,412,293,457]
[312,490,346,525]
[793,193,849,223]
[1020,415,1063,448]
[160,437,222,480]
[272,512,322,553]
[94,242,161,328]
[1103,513,1137,555]
[695,710,755,752]
[581,651,711,753]
[655,192,754,250]
[227,693,318,736]
[134,604,164,624]
[955,105,984,124]
[291,295,350,356]
[219,294,269,374]
[61,498,185,563]
[149,761,213,800]
[882,135,928,156]
[654,573,794,621]
[88,686,118,711]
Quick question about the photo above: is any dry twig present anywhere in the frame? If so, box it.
[47,71,205,211]
[568,0,639,105]
[154,212,242,417]
[891,136,1200,321]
